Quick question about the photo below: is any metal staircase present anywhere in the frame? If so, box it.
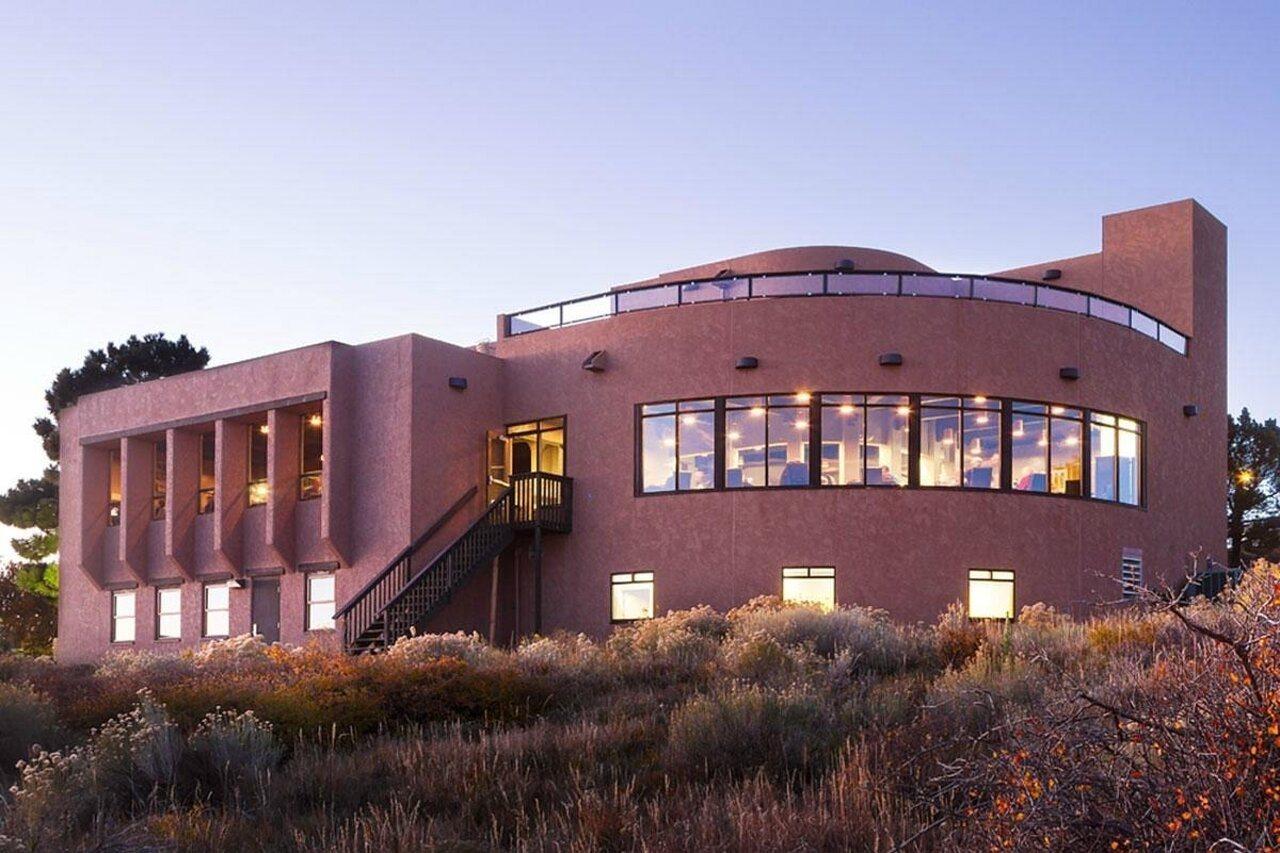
[336,472,572,654]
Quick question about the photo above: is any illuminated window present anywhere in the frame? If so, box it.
[781,567,836,610]
[151,440,167,520]
[156,586,181,640]
[506,417,566,477]
[300,413,324,500]
[203,583,231,638]
[725,397,767,488]
[865,396,910,486]
[306,572,336,631]
[766,394,810,487]
[111,589,136,643]
[640,401,714,492]
[611,572,654,621]
[198,432,216,514]
[819,395,865,485]
[968,569,1015,620]
[248,423,269,507]
[920,397,962,487]
[1012,403,1082,495]
[107,449,122,526]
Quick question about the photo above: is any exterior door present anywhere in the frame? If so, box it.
[251,578,281,643]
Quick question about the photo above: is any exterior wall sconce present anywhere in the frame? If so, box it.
[448,377,468,390]
[1042,268,1063,281]
[878,352,903,367]
[735,356,759,370]
[582,351,606,372]
[1183,404,1200,417]
[835,259,856,272]
[1059,367,1081,381]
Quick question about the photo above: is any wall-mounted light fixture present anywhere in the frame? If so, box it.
[448,377,468,391]
[1059,367,1080,381]
[1042,268,1063,281]
[735,356,759,370]
[835,258,856,272]
[1183,404,1200,417]
[878,352,903,367]
[581,350,606,372]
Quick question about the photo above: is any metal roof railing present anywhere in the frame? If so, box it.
[504,270,1189,356]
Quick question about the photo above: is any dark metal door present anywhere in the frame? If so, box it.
[251,578,281,643]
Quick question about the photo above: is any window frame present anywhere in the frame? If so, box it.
[968,568,1016,621]
[151,439,167,521]
[305,571,337,632]
[610,571,655,623]
[637,401,715,493]
[505,415,569,477]
[633,391,1145,509]
[202,582,232,639]
[299,412,324,501]
[107,448,122,527]
[155,585,182,641]
[781,566,836,611]
[110,589,136,644]
[198,431,216,515]
[247,423,269,507]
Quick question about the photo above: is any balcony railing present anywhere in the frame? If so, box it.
[504,270,1189,356]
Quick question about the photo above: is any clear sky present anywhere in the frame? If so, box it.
[1,2,1278,559]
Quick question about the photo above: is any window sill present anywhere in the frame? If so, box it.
[155,637,181,643]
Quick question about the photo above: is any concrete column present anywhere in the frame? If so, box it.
[164,428,199,580]
[322,351,353,564]
[214,419,248,576]
[77,444,111,589]
[118,437,153,584]
[266,409,299,571]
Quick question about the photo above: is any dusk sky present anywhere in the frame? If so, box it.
[1,3,1278,559]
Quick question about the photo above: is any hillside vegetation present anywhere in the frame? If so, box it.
[3,566,1280,851]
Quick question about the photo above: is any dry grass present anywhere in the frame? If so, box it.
[2,569,1279,850]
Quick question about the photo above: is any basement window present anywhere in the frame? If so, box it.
[611,572,654,622]
[968,569,1015,621]
[781,567,836,611]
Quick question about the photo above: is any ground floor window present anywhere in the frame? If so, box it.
[111,590,136,643]
[781,567,836,610]
[968,569,1015,620]
[203,583,231,637]
[156,587,182,639]
[611,572,654,621]
[306,573,336,630]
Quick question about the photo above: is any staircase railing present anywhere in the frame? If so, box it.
[512,471,573,530]
[336,486,477,651]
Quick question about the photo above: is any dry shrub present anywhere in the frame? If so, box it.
[0,683,61,776]
[383,630,507,668]
[188,708,282,796]
[606,606,724,682]
[932,600,986,668]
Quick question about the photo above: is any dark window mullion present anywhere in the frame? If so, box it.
[1081,411,1092,499]
[908,394,921,488]
[714,399,726,490]
[809,395,822,487]
[1000,399,1013,490]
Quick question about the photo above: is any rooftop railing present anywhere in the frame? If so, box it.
[504,270,1189,356]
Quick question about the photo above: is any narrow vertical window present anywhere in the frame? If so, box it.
[198,432,216,514]
[1011,404,1049,492]
[306,572,336,630]
[1117,418,1142,505]
[156,586,182,639]
[203,583,231,637]
[962,397,1001,489]
[968,569,1015,620]
[1049,407,1083,496]
[248,423,269,506]
[152,440,167,520]
[1121,553,1143,600]
[766,393,811,487]
[725,397,767,488]
[781,567,836,611]
[865,396,910,486]
[610,572,654,621]
[300,413,324,500]
[1090,413,1118,501]
[819,395,865,485]
[111,589,136,642]
[920,397,962,487]
[107,449,122,526]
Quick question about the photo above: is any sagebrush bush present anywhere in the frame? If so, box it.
[0,683,60,776]
[188,708,282,795]
[384,630,507,668]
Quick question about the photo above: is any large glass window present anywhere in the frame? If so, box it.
[156,586,181,640]
[725,397,767,488]
[111,590,136,643]
[151,440,167,520]
[963,397,1001,489]
[766,393,811,487]
[108,449,122,526]
[611,572,654,621]
[198,432,216,514]
[781,567,836,611]
[1089,413,1138,502]
[920,397,961,487]
[865,396,910,486]
[819,395,864,485]
[300,413,324,500]
[203,583,231,638]
[306,573,336,630]
[968,569,1014,620]
[639,401,714,493]
[1117,417,1142,506]
[507,417,566,476]
[248,424,269,507]
[1012,404,1082,495]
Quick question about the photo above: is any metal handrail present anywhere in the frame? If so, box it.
[503,269,1190,356]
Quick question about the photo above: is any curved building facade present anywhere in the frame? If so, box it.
[56,200,1227,661]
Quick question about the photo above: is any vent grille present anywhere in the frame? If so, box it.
[1121,556,1143,599]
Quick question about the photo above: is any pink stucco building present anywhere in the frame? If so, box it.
[56,199,1227,662]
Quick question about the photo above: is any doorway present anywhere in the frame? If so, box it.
[506,417,566,476]
[251,578,281,643]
